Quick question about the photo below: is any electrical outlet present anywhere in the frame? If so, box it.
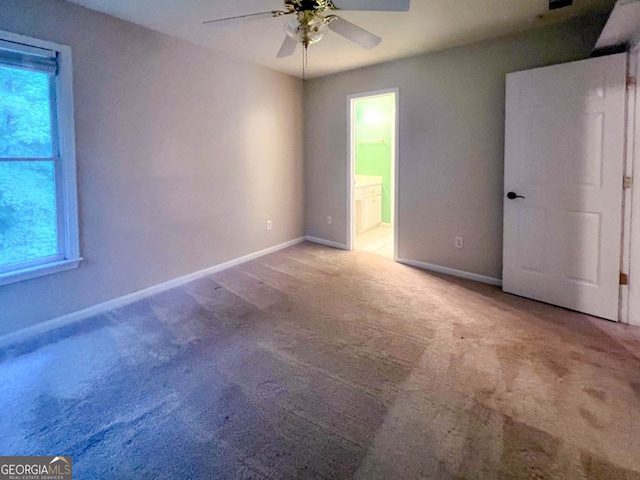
[327,216,332,225]
[266,220,272,231]
[455,236,464,249]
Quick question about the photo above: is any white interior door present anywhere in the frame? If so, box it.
[503,53,627,321]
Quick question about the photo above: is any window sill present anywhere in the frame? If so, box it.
[0,258,82,287]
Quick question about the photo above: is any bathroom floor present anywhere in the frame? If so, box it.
[355,225,394,258]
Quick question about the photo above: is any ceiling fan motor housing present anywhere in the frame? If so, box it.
[285,0,333,13]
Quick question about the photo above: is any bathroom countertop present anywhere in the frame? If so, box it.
[355,175,382,187]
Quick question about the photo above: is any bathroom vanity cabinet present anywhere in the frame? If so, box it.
[355,181,382,232]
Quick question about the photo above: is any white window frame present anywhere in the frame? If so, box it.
[0,30,80,286]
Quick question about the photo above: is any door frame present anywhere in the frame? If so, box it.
[625,48,639,325]
[346,88,399,260]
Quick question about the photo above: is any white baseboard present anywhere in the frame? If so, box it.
[397,257,502,287]
[305,236,349,250]
[0,237,306,348]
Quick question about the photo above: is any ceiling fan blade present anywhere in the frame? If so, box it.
[331,0,409,11]
[277,35,298,58]
[203,11,287,26]
[328,17,382,49]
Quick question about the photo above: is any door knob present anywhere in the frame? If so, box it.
[507,192,525,200]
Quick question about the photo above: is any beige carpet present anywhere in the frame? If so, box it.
[2,241,640,479]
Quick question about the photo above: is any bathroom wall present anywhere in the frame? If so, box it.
[355,95,394,223]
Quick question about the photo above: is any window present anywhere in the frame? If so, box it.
[0,31,80,286]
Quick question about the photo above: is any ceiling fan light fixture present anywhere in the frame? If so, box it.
[285,14,328,45]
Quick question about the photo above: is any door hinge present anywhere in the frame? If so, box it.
[624,176,632,189]
[621,272,629,286]
[628,76,637,90]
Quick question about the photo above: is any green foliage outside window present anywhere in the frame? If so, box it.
[0,65,58,268]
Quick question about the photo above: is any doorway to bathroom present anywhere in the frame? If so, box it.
[348,89,398,259]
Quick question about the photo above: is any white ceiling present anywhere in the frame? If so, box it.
[64,0,616,78]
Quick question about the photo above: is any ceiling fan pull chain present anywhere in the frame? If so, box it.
[303,43,308,80]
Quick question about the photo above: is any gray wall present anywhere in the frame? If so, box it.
[304,14,608,280]
[0,0,304,335]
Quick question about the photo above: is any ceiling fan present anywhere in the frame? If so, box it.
[203,0,410,59]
